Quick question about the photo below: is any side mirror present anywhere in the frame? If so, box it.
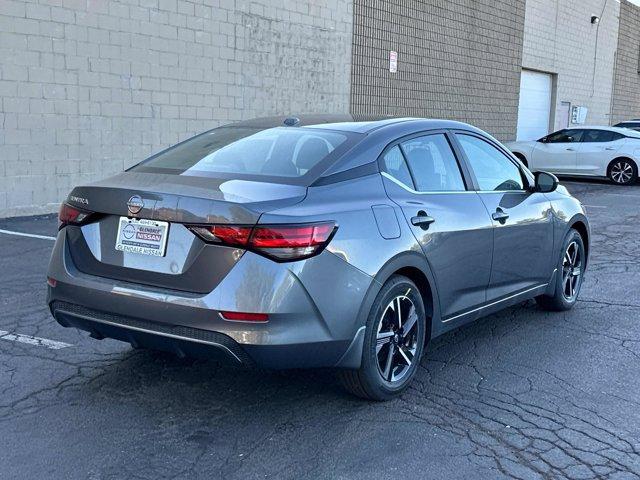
[538,136,548,143]
[533,171,558,193]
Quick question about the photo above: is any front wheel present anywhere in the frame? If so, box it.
[536,229,585,311]
[338,275,426,401]
[608,159,637,185]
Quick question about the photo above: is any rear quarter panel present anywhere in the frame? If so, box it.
[258,174,429,339]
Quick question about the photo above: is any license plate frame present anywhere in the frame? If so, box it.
[115,217,169,257]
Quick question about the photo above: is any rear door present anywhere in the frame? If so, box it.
[576,129,626,174]
[531,129,584,173]
[453,132,554,301]
[379,132,494,319]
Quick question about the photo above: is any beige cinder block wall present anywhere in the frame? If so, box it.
[521,0,620,130]
[0,0,353,217]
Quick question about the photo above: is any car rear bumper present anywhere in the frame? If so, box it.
[50,300,357,368]
[47,230,373,369]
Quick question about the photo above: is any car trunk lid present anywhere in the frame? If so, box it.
[63,172,307,293]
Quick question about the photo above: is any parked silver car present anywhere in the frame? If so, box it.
[47,115,590,400]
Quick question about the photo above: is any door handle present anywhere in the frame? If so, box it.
[566,148,575,151]
[492,208,509,224]
[411,210,435,230]
[605,147,615,151]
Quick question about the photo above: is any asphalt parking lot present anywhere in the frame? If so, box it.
[1,180,639,480]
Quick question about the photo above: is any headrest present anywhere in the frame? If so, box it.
[296,138,331,170]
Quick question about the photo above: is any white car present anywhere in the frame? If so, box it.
[506,126,640,185]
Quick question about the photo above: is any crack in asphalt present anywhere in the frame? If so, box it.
[2,185,640,479]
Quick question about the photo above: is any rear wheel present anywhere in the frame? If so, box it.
[536,229,585,311]
[607,159,637,185]
[338,275,426,401]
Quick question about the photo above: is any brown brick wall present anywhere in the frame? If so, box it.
[611,0,640,124]
[350,0,526,141]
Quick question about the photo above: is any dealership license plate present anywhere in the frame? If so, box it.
[115,217,169,257]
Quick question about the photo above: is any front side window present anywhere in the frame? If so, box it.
[545,129,584,143]
[132,127,351,180]
[400,134,466,192]
[457,134,525,191]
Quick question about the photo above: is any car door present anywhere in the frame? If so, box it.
[379,132,494,320]
[530,129,584,173]
[576,129,625,174]
[453,132,554,301]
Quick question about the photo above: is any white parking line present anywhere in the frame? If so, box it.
[0,330,73,350]
[0,229,56,241]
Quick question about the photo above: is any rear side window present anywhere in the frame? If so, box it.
[581,130,624,142]
[382,146,414,188]
[132,127,352,180]
[400,134,466,192]
[457,134,524,191]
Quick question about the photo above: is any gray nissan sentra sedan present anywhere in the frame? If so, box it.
[47,115,589,400]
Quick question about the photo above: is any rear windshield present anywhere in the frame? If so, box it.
[131,126,358,183]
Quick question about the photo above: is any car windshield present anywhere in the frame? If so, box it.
[132,126,355,182]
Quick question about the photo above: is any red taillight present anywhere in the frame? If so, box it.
[189,225,252,246]
[58,203,94,228]
[219,311,269,323]
[189,222,336,261]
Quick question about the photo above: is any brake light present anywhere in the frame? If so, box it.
[188,225,252,246]
[58,203,94,228]
[219,311,269,322]
[189,222,336,261]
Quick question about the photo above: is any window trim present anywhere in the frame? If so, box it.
[376,129,474,194]
[450,130,534,193]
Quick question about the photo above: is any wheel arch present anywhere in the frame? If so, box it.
[372,252,440,341]
[334,251,440,369]
[607,156,638,178]
[568,214,590,269]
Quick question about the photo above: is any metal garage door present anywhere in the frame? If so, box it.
[516,70,552,141]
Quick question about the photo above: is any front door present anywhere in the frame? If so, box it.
[530,129,584,173]
[380,133,494,319]
[454,133,555,301]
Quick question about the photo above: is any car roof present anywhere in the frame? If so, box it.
[226,114,480,134]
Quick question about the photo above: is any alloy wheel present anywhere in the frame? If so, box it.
[562,240,582,301]
[610,161,634,184]
[375,293,419,383]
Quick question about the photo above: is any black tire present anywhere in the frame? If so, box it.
[536,229,585,311]
[338,275,426,401]
[607,158,637,185]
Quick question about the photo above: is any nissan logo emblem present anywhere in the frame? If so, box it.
[127,195,144,214]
